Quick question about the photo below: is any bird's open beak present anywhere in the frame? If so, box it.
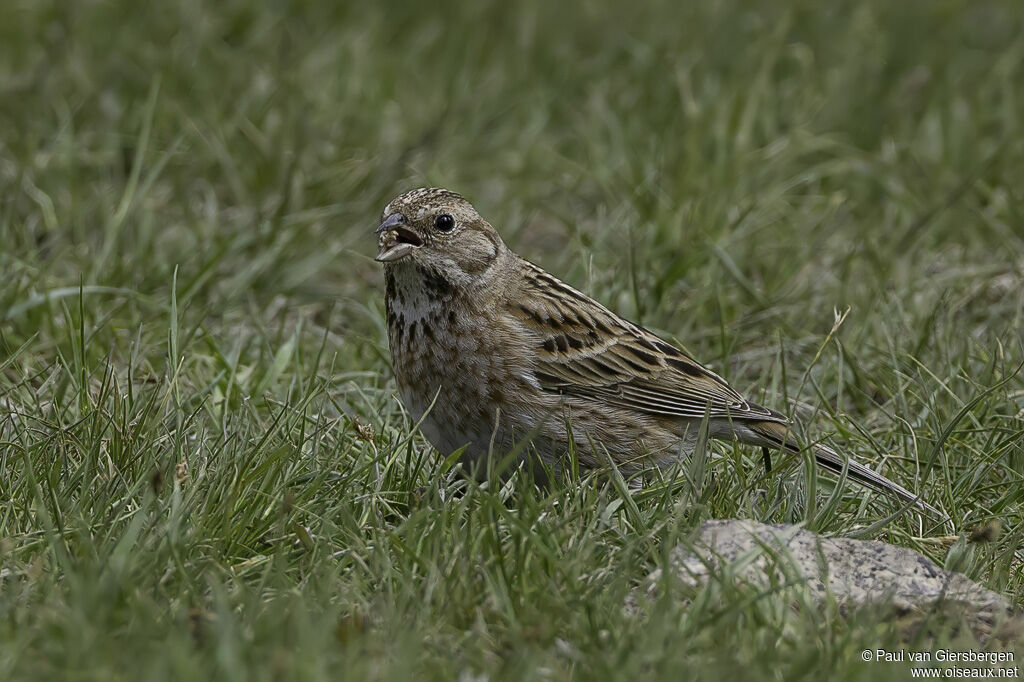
[375,213,423,262]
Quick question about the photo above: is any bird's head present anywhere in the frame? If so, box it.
[376,188,506,285]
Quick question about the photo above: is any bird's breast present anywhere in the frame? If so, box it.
[385,274,533,454]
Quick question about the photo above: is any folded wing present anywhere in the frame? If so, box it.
[511,260,783,423]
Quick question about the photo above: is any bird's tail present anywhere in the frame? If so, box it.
[745,420,945,520]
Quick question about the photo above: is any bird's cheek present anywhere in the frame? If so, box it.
[458,243,498,276]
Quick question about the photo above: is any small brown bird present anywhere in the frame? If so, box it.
[376,187,940,517]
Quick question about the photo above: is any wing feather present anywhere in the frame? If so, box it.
[510,260,784,423]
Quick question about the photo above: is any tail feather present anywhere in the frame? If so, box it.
[745,420,945,520]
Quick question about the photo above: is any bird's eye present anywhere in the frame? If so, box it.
[434,213,456,232]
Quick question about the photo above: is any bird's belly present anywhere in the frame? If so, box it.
[392,333,523,467]
[394,345,688,474]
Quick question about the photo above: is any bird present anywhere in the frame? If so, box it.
[375,187,942,518]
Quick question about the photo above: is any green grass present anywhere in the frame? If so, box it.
[2,0,1023,679]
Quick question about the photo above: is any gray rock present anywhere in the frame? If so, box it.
[647,519,1010,626]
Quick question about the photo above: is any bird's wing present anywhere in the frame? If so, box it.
[510,261,784,423]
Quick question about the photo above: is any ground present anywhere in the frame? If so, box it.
[1,1,1022,679]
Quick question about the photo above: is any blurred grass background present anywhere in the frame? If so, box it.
[1,0,1023,679]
